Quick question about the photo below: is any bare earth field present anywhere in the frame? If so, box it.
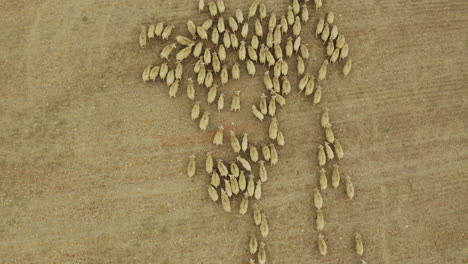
[0,0,467,263]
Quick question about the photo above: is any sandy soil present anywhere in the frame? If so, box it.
[0,0,467,263]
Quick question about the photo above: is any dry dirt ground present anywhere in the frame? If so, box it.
[0,0,467,264]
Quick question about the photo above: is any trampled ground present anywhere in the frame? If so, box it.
[0,1,467,263]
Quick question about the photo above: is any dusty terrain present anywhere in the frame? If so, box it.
[0,0,467,263]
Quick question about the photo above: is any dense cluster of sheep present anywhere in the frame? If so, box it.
[140,0,365,263]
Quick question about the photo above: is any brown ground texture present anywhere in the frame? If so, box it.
[0,0,467,264]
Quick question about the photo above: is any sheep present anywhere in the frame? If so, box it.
[325,123,335,143]
[250,144,259,163]
[213,125,224,145]
[176,43,194,61]
[205,152,214,174]
[238,170,246,191]
[259,160,268,182]
[229,175,240,195]
[331,164,340,188]
[346,176,355,199]
[269,117,278,140]
[217,159,229,176]
[191,101,201,120]
[334,138,344,160]
[220,188,231,212]
[237,156,252,171]
[260,213,269,238]
[316,209,325,231]
[262,144,271,161]
[199,112,210,131]
[187,155,196,177]
[314,188,323,209]
[318,145,326,167]
[208,185,219,201]
[230,130,241,153]
[270,144,278,166]
[230,162,240,178]
[211,170,220,187]
[139,26,147,48]
[239,192,249,215]
[319,168,328,191]
[161,24,174,40]
[355,233,364,256]
[224,179,233,197]
[318,234,327,256]
[253,204,262,225]
[249,234,258,254]
[258,242,266,264]
[252,105,265,121]
[324,142,335,160]
[254,180,262,200]
[242,133,249,152]
[247,174,255,197]
[321,109,330,128]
